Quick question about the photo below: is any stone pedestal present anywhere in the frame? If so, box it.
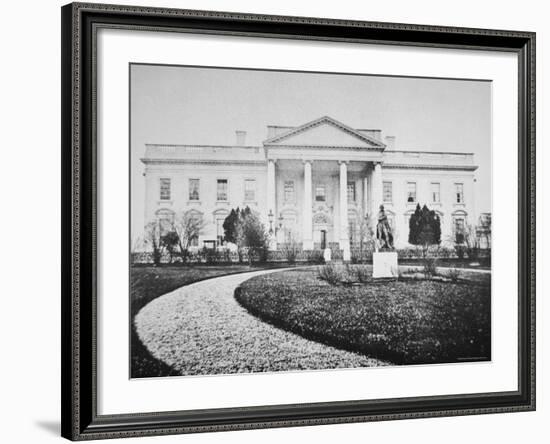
[342,244,351,262]
[373,252,398,278]
[323,248,332,263]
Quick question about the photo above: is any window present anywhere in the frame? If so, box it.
[284,181,295,203]
[455,183,464,204]
[159,178,171,200]
[406,182,417,203]
[347,182,356,203]
[244,179,256,201]
[383,181,393,203]
[431,182,440,203]
[217,179,228,201]
[315,185,326,202]
[189,178,200,201]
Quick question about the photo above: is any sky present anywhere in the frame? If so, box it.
[131,64,491,237]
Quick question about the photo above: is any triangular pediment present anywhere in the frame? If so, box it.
[263,116,385,149]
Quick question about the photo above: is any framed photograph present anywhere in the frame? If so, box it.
[61,2,535,440]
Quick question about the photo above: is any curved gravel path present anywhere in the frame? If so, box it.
[135,268,386,375]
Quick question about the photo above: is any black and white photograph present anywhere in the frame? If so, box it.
[0,0,544,442]
[130,64,492,378]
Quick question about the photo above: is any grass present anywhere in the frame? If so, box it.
[131,264,284,378]
[235,268,491,365]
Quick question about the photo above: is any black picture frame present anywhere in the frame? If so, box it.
[61,2,536,440]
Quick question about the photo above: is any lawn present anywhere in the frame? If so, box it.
[235,268,491,365]
[131,264,291,378]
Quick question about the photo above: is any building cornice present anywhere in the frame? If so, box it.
[145,143,261,149]
[141,159,267,166]
[383,164,478,171]
[264,144,384,151]
[141,159,478,171]
[386,149,476,156]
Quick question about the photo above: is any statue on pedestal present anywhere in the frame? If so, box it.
[376,205,394,250]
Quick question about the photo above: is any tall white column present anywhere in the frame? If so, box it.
[267,159,277,250]
[339,161,351,261]
[267,159,276,216]
[363,176,369,218]
[302,160,313,250]
[371,162,383,223]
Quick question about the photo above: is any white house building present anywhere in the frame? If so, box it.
[141,116,479,259]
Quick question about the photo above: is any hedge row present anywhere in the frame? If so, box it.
[132,245,490,265]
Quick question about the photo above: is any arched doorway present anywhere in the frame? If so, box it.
[313,212,332,249]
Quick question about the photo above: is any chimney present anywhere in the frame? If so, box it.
[235,130,247,146]
[267,125,277,139]
[385,135,396,150]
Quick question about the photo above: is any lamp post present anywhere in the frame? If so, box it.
[268,209,274,235]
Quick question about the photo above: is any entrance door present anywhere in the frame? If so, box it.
[320,230,327,250]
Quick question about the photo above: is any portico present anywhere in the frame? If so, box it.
[266,158,383,258]
[264,116,386,259]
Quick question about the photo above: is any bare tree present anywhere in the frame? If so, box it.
[173,210,207,263]
[131,234,146,254]
[478,214,492,249]
[144,221,164,266]
[354,216,375,262]
[462,222,481,260]
[282,230,300,264]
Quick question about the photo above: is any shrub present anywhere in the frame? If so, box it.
[202,247,218,264]
[283,241,300,264]
[260,246,269,263]
[306,250,324,264]
[355,266,370,283]
[318,263,341,285]
[422,256,438,278]
[454,244,466,259]
[437,247,453,259]
[341,263,356,285]
[447,268,461,282]
[223,206,269,265]
[179,248,191,264]
[408,203,441,246]
[466,245,480,260]
[222,249,232,263]
[160,231,180,264]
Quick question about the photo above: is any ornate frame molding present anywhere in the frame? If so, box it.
[62,2,535,440]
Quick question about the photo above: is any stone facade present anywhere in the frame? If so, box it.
[141,116,479,257]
